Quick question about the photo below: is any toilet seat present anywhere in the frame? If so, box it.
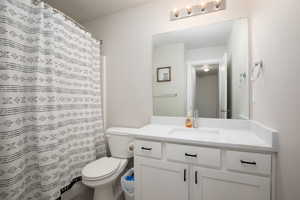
[82,157,121,181]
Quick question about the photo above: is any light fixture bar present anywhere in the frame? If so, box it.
[170,0,226,21]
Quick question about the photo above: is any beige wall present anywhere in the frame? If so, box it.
[84,0,250,128]
[84,0,300,199]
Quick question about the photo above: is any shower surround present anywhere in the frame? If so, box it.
[0,0,106,199]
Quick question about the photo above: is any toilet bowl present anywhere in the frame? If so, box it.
[82,157,128,200]
[81,128,135,200]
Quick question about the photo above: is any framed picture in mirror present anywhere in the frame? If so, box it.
[157,67,171,82]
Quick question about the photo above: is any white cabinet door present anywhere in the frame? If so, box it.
[191,167,270,200]
[135,156,189,200]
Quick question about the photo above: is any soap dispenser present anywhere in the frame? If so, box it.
[185,111,193,128]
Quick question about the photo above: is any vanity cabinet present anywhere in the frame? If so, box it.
[190,167,270,200]
[135,157,189,200]
[134,140,273,200]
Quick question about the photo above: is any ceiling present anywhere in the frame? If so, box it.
[153,20,234,50]
[44,0,152,23]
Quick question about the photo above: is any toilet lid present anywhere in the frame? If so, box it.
[82,157,121,180]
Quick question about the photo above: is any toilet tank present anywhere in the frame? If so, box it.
[106,127,136,158]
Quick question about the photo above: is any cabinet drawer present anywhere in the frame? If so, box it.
[226,151,271,175]
[134,140,162,159]
[166,144,221,168]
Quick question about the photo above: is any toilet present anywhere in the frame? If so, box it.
[81,128,135,200]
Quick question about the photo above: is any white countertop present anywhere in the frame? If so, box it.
[107,117,278,153]
[138,125,276,153]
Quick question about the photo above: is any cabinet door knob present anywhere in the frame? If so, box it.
[184,169,187,182]
[240,160,257,165]
[195,171,198,184]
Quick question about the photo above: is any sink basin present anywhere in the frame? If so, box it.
[168,128,220,140]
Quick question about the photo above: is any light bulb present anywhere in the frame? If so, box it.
[214,0,222,9]
[202,65,210,72]
[200,1,207,12]
[186,6,192,15]
[173,8,179,17]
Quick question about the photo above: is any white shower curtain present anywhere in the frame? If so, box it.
[0,0,106,200]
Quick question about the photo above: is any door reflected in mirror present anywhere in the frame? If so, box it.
[152,18,250,119]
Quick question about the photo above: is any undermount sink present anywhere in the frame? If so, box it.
[168,127,220,140]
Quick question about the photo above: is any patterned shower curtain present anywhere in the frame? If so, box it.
[0,0,106,200]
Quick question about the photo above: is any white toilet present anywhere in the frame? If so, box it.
[81,128,135,200]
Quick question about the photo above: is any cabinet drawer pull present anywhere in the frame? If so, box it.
[195,171,198,184]
[185,153,197,158]
[184,169,187,182]
[141,147,152,151]
[240,160,257,165]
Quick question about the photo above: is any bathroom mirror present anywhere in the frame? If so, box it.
[152,18,250,119]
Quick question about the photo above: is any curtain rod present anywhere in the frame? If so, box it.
[32,0,91,35]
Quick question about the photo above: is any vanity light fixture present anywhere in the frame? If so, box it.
[170,0,226,21]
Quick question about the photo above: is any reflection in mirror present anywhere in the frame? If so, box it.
[152,18,250,119]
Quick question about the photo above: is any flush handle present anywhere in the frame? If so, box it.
[195,171,198,184]
[184,169,187,182]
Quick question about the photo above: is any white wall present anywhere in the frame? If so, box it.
[196,73,218,118]
[84,0,250,127]
[249,0,300,199]
[153,43,186,116]
[186,46,227,62]
[227,19,249,119]
[82,0,300,199]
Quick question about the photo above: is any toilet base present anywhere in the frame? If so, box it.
[81,158,129,200]
[94,182,114,200]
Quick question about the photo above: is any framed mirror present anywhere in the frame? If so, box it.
[152,18,250,119]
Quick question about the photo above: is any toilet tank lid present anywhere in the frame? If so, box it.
[106,127,140,136]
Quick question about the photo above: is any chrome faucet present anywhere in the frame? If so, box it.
[193,110,199,128]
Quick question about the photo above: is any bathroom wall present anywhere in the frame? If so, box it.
[195,73,219,118]
[227,19,249,119]
[186,46,227,62]
[84,0,250,128]
[84,0,300,199]
[153,43,186,116]
[249,0,300,199]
